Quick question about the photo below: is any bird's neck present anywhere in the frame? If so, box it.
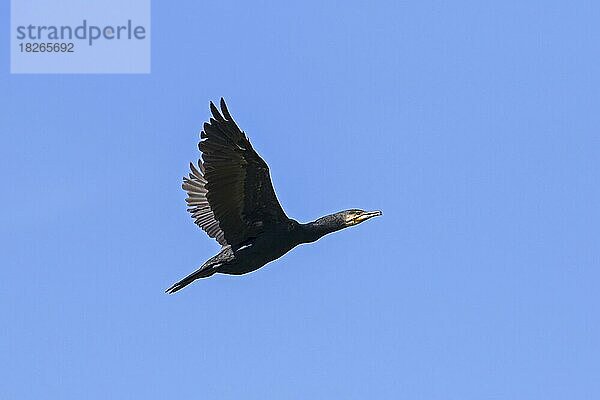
[299,214,346,243]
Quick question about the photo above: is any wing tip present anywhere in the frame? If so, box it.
[210,101,225,122]
[220,98,232,121]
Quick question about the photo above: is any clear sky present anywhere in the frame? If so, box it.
[1,1,599,399]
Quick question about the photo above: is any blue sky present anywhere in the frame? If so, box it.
[1,1,599,398]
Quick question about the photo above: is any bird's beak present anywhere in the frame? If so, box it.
[354,210,383,224]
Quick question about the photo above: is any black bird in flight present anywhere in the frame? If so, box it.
[166,99,382,294]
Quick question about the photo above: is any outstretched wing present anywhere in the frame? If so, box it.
[183,98,288,247]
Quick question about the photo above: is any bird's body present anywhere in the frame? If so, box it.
[166,99,381,294]
[215,220,302,276]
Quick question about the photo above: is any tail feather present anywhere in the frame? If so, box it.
[165,264,217,294]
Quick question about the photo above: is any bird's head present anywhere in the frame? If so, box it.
[340,209,383,227]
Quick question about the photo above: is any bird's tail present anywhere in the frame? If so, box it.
[165,262,218,294]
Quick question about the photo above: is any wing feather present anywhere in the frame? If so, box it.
[183,160,228,245]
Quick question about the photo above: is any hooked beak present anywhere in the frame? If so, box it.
[354,210,383,224]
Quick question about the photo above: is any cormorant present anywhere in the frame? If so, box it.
[166,99,381,294]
